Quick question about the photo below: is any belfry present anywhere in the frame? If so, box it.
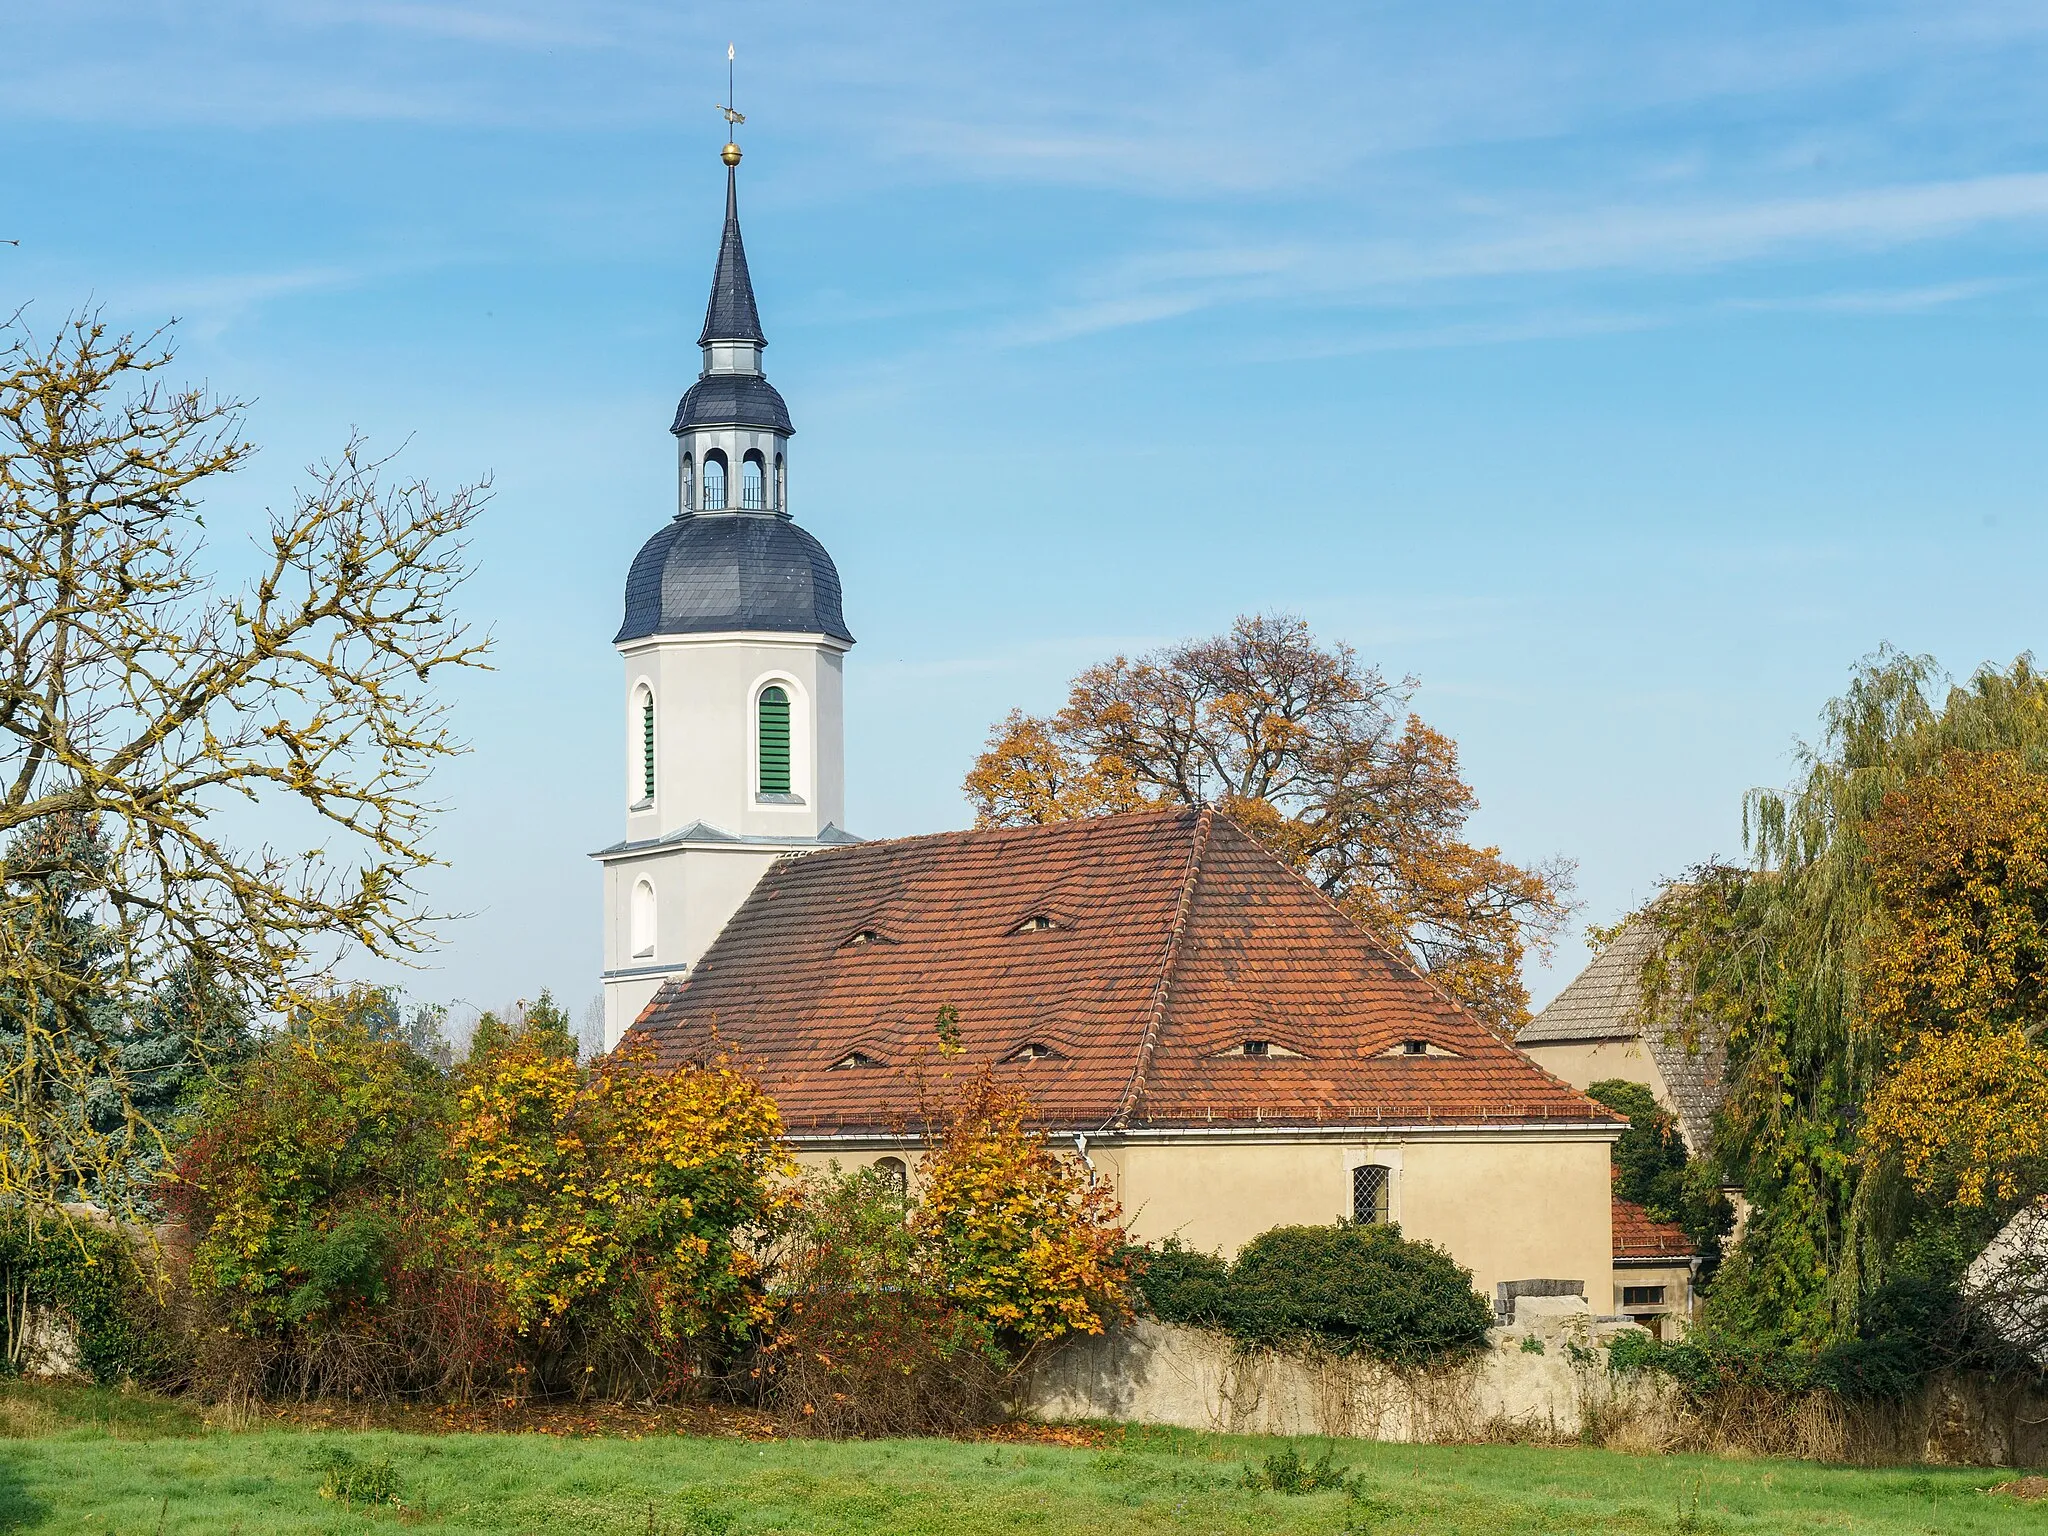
[595,127,856,1045]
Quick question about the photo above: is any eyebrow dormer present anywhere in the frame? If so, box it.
[1003,1041,1065,1064]
[1007,912,1066,935]
[839,926,892,949]
[1378,1038,1461,1058]
[829,1049,884,1070]
[1212,1039,1306,1060]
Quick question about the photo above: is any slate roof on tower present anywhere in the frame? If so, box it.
[699,165,766,346]
[615,514,851,645]
[629,808,1621,1137]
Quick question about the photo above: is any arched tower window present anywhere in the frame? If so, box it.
[741,451,765,510]
[757,684,792,794]
[679,454,694,515]
[1352,1164,1391,1225]
[637,688,655,803]
[773,454,785,511]
[702,451,727,510]
[630,879,656,959]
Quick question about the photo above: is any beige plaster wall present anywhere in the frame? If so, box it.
[1520,1038,1670,1106]
[1110,1135,1614,1304]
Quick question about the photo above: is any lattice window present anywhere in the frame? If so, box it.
[1352,1163,1391,1224]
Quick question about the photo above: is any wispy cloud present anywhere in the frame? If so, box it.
[995,173,2048,346]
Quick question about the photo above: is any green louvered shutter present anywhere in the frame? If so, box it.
[641,698,656,800]
[757,685,791,794]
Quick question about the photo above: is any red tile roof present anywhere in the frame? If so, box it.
[630,808,1623,1138]
[1613,1196,1697,1261]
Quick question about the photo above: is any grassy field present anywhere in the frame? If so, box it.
[0,1382,2043,1534]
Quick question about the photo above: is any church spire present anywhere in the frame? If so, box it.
[698,160,766,348]
[701,53,764,349]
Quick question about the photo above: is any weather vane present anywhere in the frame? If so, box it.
[717,43,745,166]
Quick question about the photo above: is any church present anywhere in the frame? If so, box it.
[595,133,1647,1316]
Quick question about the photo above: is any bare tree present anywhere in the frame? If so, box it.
[0,310,489,1214]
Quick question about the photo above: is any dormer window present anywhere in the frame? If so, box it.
[1011,913,1058,934]
[841,928,886,948]
[830,1050,883,1070]
[1379,1038,1459,1059]
[1215,1039,1305,1060]
[1004,1042,1064,1064]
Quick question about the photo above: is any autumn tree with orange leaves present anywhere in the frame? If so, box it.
[964,614,1572,1036]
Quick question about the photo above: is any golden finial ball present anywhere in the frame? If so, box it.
[721,141,743,167]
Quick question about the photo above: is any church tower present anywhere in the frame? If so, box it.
[596,133,856,1047]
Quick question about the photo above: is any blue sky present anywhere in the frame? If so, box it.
[7,2,2048,1027]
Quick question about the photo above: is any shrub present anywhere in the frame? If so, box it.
[167,1014,460,1399]
[913,1072,1133,1347]
[1134,1239,1231,1328]
[765,1071,1135,1436]
[1138,1222,1493,1366]
[445,1033,793,1397]
[762,1166,1007,1437]
[0,1210,180,1385]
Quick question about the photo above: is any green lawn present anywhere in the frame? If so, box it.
[0,1383,2043,1534]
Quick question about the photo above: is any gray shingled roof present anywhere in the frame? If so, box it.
[671,373,792,436]
[614,513,853,645]
[699,166,765,346]
[1520,918,1727,1152]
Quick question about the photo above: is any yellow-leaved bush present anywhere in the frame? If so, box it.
[912,1072,1132,1344]
[448,1033,794,1377]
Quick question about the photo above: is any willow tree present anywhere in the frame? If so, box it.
[963,613,1572,1037]
[1641,649,2048,1345]
[0,311,489,1216]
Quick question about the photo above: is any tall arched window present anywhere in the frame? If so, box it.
[679,454,694,514]
[873,1156,908,1197]
[702,451,727,510]
[1352,1164,1391,1225]
[773,454,785,511]
[741,451,765,510]
[638,688,655,802]
[757,684,792,794]
[630,879,656,959]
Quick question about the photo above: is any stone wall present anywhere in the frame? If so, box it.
[1026,1299,1675,1444]
[1025,1300,2048,1467]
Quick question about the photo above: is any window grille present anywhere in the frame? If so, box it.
[758,685,792,793]
[1352,1163,1391,1224]
[1622,1285,1667,1307]
[741,454,765,509]
[702,455,727,509]
[641,696,655,801]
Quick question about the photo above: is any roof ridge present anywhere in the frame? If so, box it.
[1103,806,1214,1131]
[790,806,1200,866]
